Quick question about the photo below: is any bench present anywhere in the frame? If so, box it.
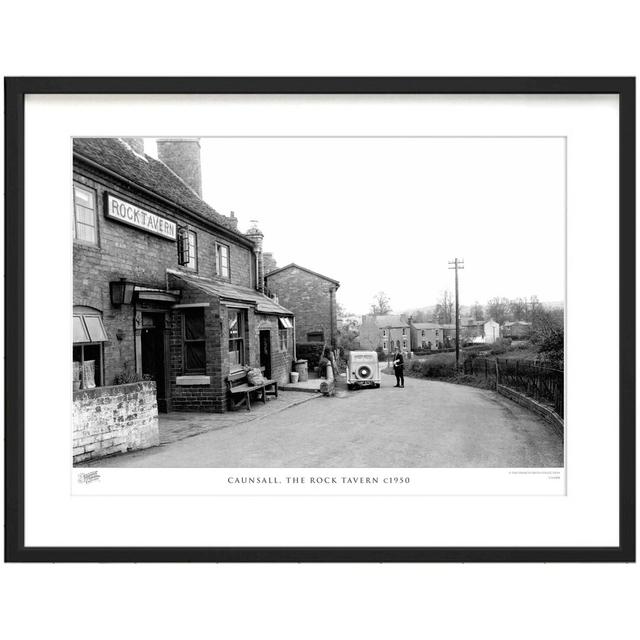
[226,368,278,411]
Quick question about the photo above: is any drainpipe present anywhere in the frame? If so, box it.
[292,316,297,360]
[329,287,335,348]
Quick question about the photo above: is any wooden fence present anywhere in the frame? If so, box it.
[463,356,564,417]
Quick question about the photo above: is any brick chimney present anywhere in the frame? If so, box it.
[245,220,264,292]
[263,252,277,275]
[228,211,238,230]
[121,137,145,155]
[156,138,202,197]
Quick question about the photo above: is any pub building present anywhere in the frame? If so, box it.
[73,137,295,412]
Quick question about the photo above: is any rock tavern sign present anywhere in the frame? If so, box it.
[106,193,177,241]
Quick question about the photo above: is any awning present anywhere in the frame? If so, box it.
[74,313,108,343]
[169,271,294,316]
[134,286,181,303]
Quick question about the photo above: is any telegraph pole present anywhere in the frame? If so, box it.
[448,258,464,369]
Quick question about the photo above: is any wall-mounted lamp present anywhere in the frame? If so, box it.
[110,278,135,306]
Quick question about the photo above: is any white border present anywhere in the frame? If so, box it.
[24,94,619,547]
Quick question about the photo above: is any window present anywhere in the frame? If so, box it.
[73,184,97,244]
[403,340,407,349]
[178,229,198,270]
[307,331,324,343]
[228,308,246,370]
[382,329,386,337]
[73,308,108,389]
[216,243,230,278]
[402,328,406,336]
[183,308,206,374]
[383,341,387,350]
[278,317,292,351]
[421,330,425,336]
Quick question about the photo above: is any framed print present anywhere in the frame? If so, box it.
[4,77,635,562]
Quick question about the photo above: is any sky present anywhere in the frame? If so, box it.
[148,137,565,316]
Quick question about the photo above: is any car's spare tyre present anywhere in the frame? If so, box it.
[357,365,372,379]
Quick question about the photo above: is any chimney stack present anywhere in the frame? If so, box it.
[245,220,265,293]
[228,211,238,230]
[263,252,277,275]
[121,137,145,155]
[156,138,203,197]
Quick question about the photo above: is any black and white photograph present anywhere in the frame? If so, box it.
[72,134,565,472]
[7,77,632,563]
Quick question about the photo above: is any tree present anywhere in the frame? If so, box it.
[485,296,510,324]
[471,301,485,321]
[509,298,528,321]
[410,308,430,323]
[432,290,453,324]
[370,291,392,315]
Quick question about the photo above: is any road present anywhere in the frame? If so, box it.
[86,373,563,468]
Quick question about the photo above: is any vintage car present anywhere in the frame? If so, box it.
[346,350,381,390]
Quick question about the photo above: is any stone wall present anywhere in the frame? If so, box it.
[73,381,160,464]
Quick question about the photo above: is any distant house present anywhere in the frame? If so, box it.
[359,314,410,353]
[502,320,532,339]
[460,317,485,342]
[439,324,456,348]
[264,263,340,347]
[409,322,443,351]
[483,319,501,343]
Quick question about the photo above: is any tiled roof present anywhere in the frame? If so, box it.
[73,138,249,243]
[365,315,409,328]
[170,272,293,316]
[411,322,441,329]
[265,263,340,286]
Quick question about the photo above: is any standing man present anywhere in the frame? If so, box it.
[393,348,404,388]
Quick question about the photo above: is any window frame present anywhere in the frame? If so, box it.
[73,182,98,246]
[217,242,230,279]
[279,328,289,352]
[307,331,324,343]
[184,229,198,271]
[182,308,206,375]
[73,343,104,389]
[227,308,246,371]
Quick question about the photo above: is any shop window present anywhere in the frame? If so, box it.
[216,243,230,279]
[228,308,246,371]
[73,184,97,245]
[307,331,324,343]
[183,308,206,374]
[73,307,108,389]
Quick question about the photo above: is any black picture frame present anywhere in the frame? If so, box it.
[4,77,635,563]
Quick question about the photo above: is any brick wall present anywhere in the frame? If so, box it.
[74,161,255,395]
[359,319,409,352]
[73,381,159,464]
[254,314,294,385]
[264,267,338,346]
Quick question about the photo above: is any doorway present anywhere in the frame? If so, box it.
[140,312,168,412]
[259,330,272,379]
